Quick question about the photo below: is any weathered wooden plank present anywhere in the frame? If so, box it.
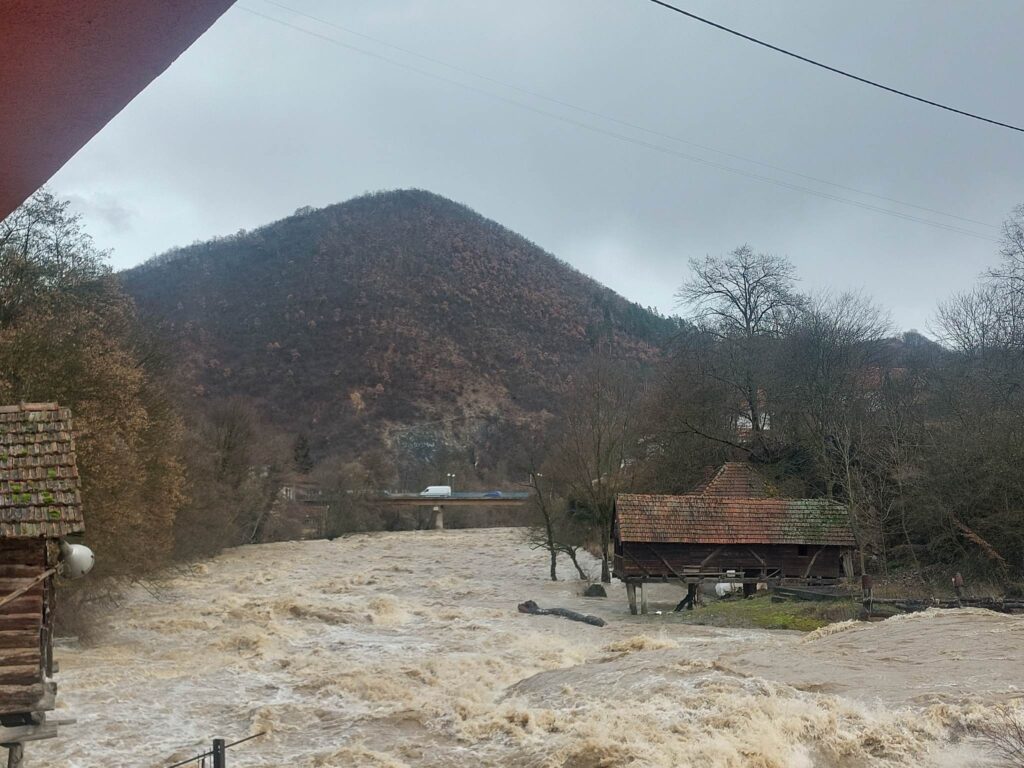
[0,595,42,614]
[0,591,43,606]
[0,581,44,593]
[0,665,41,686]
[0,683,45,714]
[0,569,53,613]
[0,720,61,744]
[0,542,46,563]
[0,650,40,668]
[0,630,38,649]
[0,614,40,632]
[0,563,45,575]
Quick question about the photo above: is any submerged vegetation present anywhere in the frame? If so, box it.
[678,594,862,632]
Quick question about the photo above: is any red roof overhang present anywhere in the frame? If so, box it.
[0,0,236,219]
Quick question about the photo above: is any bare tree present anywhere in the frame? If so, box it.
[676,247,804,455]
[548,355,641,583]
[780,291,892,568]
[977,706,1024,767]
[677,246,803,340]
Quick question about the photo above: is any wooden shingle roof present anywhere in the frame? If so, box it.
[0,403,83,538]
[691,462,770,499]
[615,494,855,546]
[615,462,856,547]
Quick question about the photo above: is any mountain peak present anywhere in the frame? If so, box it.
[121,191,677,457]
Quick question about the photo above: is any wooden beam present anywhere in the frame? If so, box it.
[0,633,37,650]
[644,545,686,581]
[0,652,39,669]
[5,742,23,768]
[0,598,41,615]
[0,666,40,687]
[841,549,855,579]
[622,549,655,578]
[0,567,44,579]
[700,546,725,568]
[0,684,44,714]
[0,616,41,633]
[0,570,54,612]
[0,720,61,744]
[802,547,827,579]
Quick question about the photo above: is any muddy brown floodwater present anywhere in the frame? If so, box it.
[33,528,1023,767]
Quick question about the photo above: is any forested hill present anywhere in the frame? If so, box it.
[120,189,677,456]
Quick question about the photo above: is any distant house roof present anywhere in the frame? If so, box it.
[691,461,771,499]
[616,462,856,547]
[0,403,83,538]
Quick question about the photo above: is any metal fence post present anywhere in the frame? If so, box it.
[212,739,226,768]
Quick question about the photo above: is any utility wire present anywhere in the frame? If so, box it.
[646,0,1024,134]
[256,0,997,231]
[237,5,999,243]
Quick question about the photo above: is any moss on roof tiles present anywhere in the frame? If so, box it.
[615,464,856,547]
[0,404,83,539]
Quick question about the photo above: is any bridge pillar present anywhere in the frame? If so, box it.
[433,505,444,530]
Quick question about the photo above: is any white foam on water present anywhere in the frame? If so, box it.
[31,529,1022,767]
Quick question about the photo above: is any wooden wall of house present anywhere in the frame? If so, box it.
[0,539,51,717]
[614,542,845,580]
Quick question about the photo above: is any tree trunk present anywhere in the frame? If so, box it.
[545,516,558,581]
[564,548,589,580]
[601,539,611,583]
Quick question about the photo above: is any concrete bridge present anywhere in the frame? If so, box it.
[379,492,530,529]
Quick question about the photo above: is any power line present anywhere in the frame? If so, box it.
[255,0,998,231]
[646,0,1024,134]
[236,5,999,243]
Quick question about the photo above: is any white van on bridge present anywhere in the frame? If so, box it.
[419,485,452,498]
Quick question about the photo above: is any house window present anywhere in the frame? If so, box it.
[798,545,809,556]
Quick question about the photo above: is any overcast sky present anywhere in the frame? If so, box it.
[49,0,1024,332]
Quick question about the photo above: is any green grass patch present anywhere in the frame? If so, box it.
[678,592,863,632]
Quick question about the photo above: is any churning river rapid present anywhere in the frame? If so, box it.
[34,528,1024,767]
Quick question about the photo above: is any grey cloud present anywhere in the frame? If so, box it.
[47,0,1024,331]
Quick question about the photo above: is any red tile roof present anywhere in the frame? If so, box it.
[615,462,855,546]
[0,403,83,538]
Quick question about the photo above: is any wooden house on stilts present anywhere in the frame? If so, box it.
[613,462,856,614]
[0,404,87,765]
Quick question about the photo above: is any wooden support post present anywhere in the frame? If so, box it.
[801,547,826,579]
[433,505,444,531]
[213,738,226,768]
[742,570,758,597]
[639,582,648,615]
[861,573,874,616]
[676,582,699,611]
[5,744,24,768]
[841,550,855,580]
[699,546,724,568]
[626,583,637,615]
